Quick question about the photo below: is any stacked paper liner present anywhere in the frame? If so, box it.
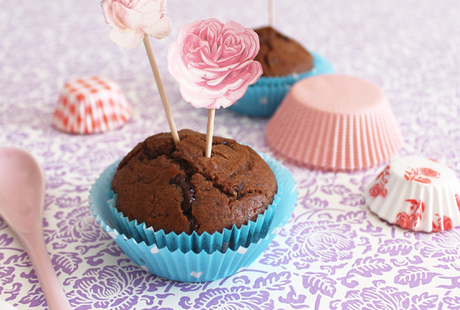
[90,152,298,282]
[266,74,402,172]
[365,156,460,232]
[53,76,132,134]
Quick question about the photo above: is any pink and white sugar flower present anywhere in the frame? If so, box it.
[167,18,263,109]
[101,0,172,49]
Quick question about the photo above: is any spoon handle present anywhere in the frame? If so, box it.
[21,231,72,310]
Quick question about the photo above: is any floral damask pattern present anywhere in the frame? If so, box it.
[2,0,460,309]
[178,272,306,310]
[184,286,272,310]
[260,221,357,271]
[330,280,438,310]
[48,207,112,248]
[415,229,460,262]
[66,261,169,310]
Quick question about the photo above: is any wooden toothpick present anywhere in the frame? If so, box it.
[205,109,215,158]
[143,35,180,146]
[269,0,274,27]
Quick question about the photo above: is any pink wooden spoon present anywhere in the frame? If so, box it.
[0,147,72,310]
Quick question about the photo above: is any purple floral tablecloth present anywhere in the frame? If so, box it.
[2,0,460,309]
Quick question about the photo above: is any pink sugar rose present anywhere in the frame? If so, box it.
[101,0,172,49]
[167,18,263,109]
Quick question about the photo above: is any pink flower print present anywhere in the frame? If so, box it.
[369,165,390,198]
[375,166,390,183]
[369,183,382,197]
[395,212,411,230]
[404,167,440,184]
[167,18,263,109]
[381,187,388,198]
[101,0,172,49]
[419,167,440,178]
[395,199,425,230]
[432,215,453,232]
[369,183,387,198]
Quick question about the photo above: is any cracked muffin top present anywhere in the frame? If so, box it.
[111,129,277,235]
[254,26,314,77]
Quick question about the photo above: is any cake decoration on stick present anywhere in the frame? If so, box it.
[167,18,263,157]
[101,0,180,145]
[205,109,215,157]
[269,0,274,27]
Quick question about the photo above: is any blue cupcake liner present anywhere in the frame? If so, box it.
[228,51,334,117]
[89,152,297,282]
[105,156,283,254]
[93,151,286,254]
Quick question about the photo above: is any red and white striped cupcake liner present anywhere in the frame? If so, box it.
[53,76,132,134]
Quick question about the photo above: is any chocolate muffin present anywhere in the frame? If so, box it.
[111,129,277,235]
[254,26,314,77]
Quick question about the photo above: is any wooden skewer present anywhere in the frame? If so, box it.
[143,35,180,146]
[269,0,274,27]
[205,109,215,158]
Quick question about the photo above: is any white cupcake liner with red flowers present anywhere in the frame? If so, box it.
[52,76,132,134]
[365,156,460,232]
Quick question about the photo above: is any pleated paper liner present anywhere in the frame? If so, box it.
[108,192,279,254]
[365,156,460,232]
[227,51,334,117]
[104,153,284,253]
[53,76,132,134]
[89,152,298,282]
[266,74,403,172]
